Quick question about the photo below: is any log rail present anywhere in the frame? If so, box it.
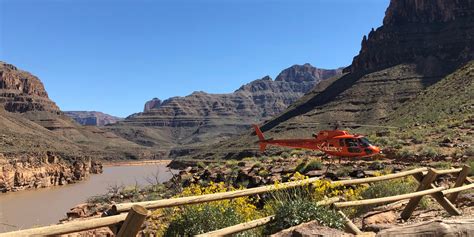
[0,166,471,237]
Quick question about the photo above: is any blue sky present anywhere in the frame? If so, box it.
[0,0,389,117]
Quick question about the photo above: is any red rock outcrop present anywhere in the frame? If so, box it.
[0,61,60,113]
[0,152,102,192]
[143,98,162,112]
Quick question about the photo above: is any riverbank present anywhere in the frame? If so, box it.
[0,163,175,233]
[102,159,171,167]
[0,153,102,193]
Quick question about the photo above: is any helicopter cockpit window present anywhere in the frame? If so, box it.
[345,139,358,148]
[358,137,371,147]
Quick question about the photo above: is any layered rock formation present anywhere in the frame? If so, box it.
[347,0,473,73]
[0,62,60,113]
[185,0,474,160]
[65,111,123,126]
[108,64,342,153]
[0,62,156,192]
[0,152,102,192]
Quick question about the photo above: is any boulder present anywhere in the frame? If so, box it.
[271,220,355,237]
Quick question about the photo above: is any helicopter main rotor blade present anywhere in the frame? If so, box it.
[285,122,397,129]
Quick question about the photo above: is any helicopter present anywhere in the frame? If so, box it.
[252,122,385,159]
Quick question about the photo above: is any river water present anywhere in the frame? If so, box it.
[0,163,176,233]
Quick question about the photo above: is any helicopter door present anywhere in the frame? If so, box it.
[345,138,361,153]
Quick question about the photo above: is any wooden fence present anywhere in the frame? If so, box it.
[0,165,471,237]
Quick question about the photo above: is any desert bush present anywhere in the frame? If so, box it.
[358,177,429,213]
[467,159,474,176]
[225,160,238,169]
[465,147,474,157]
[304,159,323,172]
[295,161,307,174]
[336,166,352,177]
[396,148,416,159]
[196,161,206,169]
[432,161,452,169]
[419,146,440,158]
[258,169,270,177]
[264,196,344,234]
[164,182,261,236]
[281,152,290,159]
[252,161,262,168]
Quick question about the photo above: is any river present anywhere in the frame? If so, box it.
[0,163,176,233]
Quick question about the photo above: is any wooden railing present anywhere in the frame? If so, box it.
[0,166,471,237]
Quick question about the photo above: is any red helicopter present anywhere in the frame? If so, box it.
[253,123,382,159]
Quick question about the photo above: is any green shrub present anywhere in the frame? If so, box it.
[165,204,243,236]
[397,148,415,159]
[419,146,440,158]
[465,147,474,157]
[467,159,474,176]
[336,167,352,177]
[164,182,261,236]
[225,160,238,169]
[264,197,344,234]
[196,161,206,169]
[358,177,429,213]
[433,161,452,170]
[304,159,323,172]
[252,161,262,169]
[281,152,290,159]
[258,169,270,177]
[295,162,307,173]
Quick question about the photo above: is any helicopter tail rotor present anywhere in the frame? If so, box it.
[253,124,268,152]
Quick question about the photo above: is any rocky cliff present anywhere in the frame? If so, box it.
[0,62,156,192]
[185,0,474,160]
[0,61,60,113]
[0,152,102,192]
[64,111,123,126]
[107,64,342,154]
[347,0,473,74]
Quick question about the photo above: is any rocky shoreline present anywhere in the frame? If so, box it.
[0,152,102,193]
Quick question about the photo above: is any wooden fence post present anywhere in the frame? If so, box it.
[411,172,461,216]
[337,211,362,235]
[448,165,470,203]
[401,169,438,220]
[116,205,148,237]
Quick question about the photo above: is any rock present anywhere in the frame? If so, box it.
[306,170,325,177]
[0,61,60,113]
[346,0,474,74]
[349,169,366,178]
[271,167,283,173]
[369,162,385,171]
[0,153,102,193]
[271,220,354,237]
[143,98,162,112]
[363,211,398,230]
[325,172,339,181]
[376,219,474,237]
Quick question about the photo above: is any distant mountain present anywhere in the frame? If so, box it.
[65,111,123,126]
[107,64,342,155]
[184,0,474,160]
